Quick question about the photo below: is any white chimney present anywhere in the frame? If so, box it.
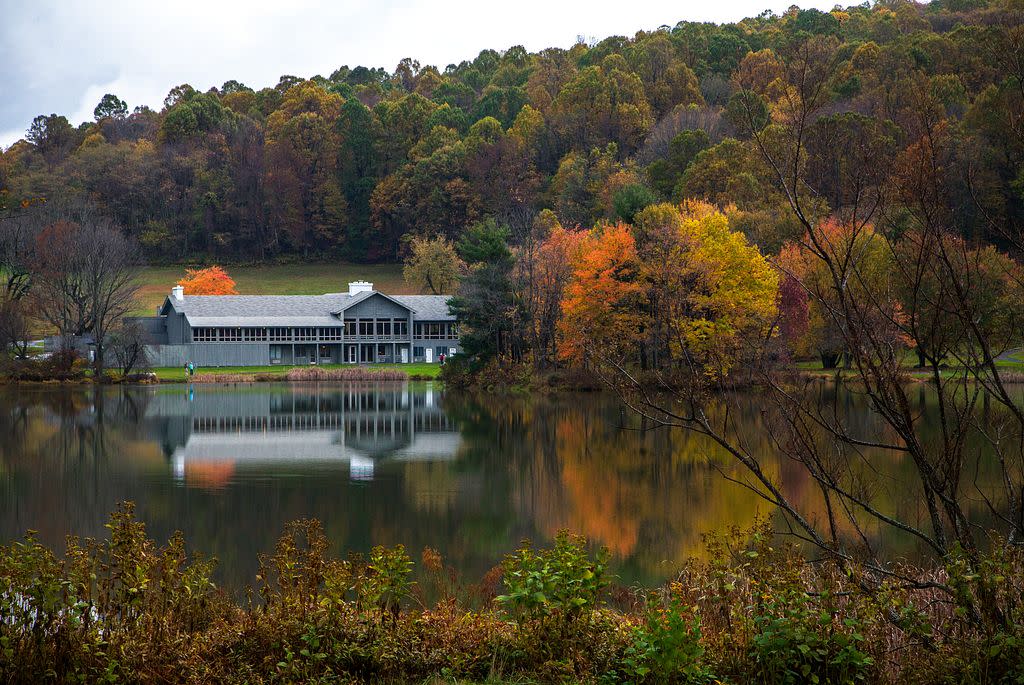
[171,285,184,301]
[348,280,373,296]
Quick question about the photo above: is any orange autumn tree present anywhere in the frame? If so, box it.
[519,216,589,367]
[177,265,238,295]
[557,223,644,365]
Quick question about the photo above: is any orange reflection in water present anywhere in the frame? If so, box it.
[185,461,236,489]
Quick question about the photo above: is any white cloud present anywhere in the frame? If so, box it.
[0,0,838,149]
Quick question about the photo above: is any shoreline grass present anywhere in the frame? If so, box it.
[151,362,441,382]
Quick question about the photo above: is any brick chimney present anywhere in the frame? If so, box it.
[348,281,373,296]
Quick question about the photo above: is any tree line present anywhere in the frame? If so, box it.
[0,0,1020,265]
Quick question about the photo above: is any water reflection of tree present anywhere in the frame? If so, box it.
[447,392,778,581]
[0,387,163,546]
[447,387,1007,583]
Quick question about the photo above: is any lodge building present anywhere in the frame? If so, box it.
[134,281,461,367]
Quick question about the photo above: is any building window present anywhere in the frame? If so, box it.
[413,346,424,358]
[319,327,342,341]
[192,327,215,342]
[394,320,408,336]
[344,319,356,336]
[218,327,241,342]
[358,320,373,337]
[376,320,391,337]
[415,322,446,339]
[270,327,290,342]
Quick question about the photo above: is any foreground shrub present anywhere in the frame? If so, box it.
[2,507,1023,683]
[0,502,226,682]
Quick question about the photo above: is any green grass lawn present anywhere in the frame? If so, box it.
[794,352,1024,377]
[152,362,441,382]
[134,263,410,314]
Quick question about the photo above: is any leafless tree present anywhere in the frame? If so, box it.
[29,204,142,376]
[109,320,151,376]
[0,299,31,358]
[31,217,94,352]
[81,221,142,376]
[0,209,44,303]
[0,205,47,359]
[639,105,731,164]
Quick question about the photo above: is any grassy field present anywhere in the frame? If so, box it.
[794,351,1024,379]
[134,263,409,314]
[152,362,441,382]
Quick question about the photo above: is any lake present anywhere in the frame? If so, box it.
[0,381,1000,591]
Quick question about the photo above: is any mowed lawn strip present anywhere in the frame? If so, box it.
[134,263,410,314]
[152,363,441,382]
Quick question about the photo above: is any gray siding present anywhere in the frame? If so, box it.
[411,338,460,362]
[345,295,410,319]
[147,343,271,368]
[166,311,188,344]
[129,316,169,344]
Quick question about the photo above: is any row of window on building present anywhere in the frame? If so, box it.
[191,321,459,343]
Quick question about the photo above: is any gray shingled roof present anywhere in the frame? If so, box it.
[390,295,455,320]
[167,291,455,325]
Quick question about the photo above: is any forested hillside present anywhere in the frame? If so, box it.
[0,0,1021,263]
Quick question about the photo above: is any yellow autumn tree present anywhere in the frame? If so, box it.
[634,200,779,377]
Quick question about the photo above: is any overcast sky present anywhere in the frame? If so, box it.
[0,0,839,149]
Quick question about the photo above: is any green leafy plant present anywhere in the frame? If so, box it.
[750,589,873,685]
[360,544,414,619]
[613,587,715,684]
[496,531,609,620]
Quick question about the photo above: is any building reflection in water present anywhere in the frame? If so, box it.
[147,383,459,486]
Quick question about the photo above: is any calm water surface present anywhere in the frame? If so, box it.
[0,381,992,590]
